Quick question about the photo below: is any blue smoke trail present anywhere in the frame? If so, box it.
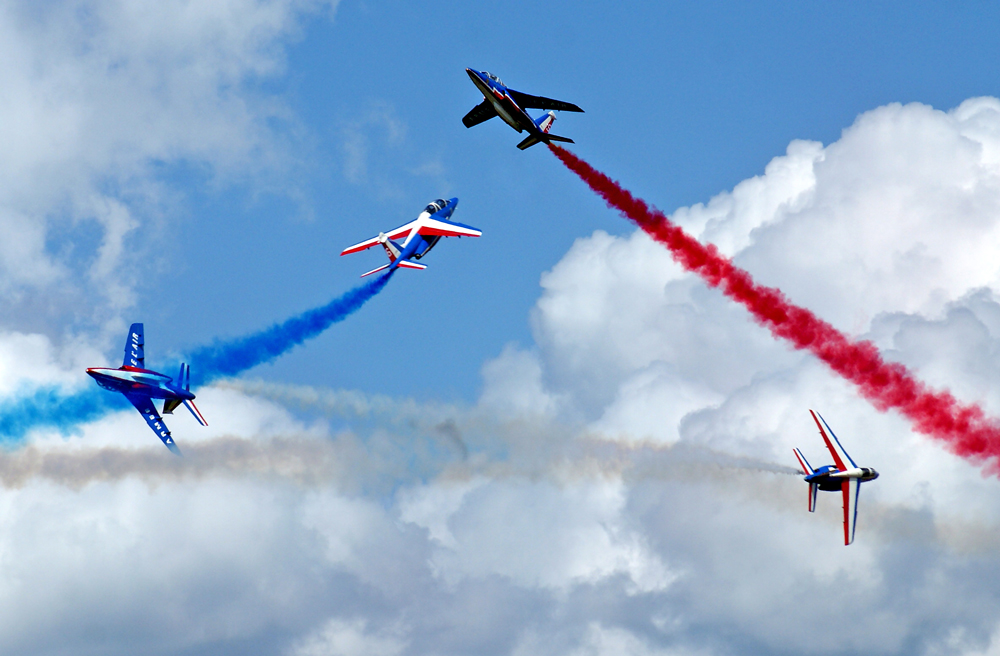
[0,386,129,444]
[188,271,394,383]
[0,272,394,443]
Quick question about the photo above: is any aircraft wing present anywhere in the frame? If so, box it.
[841,478,861,545]
[341,220,418,256]
[507,89,584,113]
[809,409,857,471]
[415,217,482,238]
[341,235,382,256]
[125,392,182,455]
[462,100,498,128]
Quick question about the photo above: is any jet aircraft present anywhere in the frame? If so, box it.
[87,323,207,455]
[341,198,481,277]
[793,410,879,545]
[462,68,584,150]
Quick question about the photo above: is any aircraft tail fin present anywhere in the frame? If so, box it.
[808,481,818,512]
[163,398,182,415]
[123,323,145,368]
[379,233,401,262]
[174,362,191,391]
[534,111,556,134]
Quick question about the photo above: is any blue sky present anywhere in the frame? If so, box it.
[123,1,1000,402]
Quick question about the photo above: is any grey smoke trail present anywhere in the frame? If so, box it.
[0,437,345,490]
[0,431,798,493]
[216,379,800,475]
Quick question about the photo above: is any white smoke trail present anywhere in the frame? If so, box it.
[0,432,798,492]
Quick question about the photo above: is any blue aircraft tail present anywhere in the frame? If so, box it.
[534,111,556,133]
[162,363,192,416]
[162,362,208,426]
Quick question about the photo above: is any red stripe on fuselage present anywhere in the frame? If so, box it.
[121,365,162,374]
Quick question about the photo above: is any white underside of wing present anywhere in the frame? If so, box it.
[416,216,482,238]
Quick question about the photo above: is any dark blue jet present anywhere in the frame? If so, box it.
[463,68,583,150]
[87,323,207,455]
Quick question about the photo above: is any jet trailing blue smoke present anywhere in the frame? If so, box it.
[0,273,393,443]
[189,271,394,383]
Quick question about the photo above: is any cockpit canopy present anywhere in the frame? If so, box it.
[484,71,503,86]
[424,198,449,214]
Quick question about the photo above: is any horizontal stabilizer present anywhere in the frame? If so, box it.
[162,398,182,415]
[792,448,814,475]
[397,260,427,271]
[517,132,575,150]
[183,399,208,427]
[361,263,392,278]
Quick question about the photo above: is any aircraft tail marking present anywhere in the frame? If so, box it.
[533,111,556,134]
[379,233,401,262]
[123,323,145,368]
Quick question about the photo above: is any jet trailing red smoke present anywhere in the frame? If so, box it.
[548,143,1000,466]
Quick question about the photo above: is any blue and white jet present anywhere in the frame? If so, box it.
[341,198,481,277]
[87,323,207,455]
[793,410,879,545]
[463,68,584,150]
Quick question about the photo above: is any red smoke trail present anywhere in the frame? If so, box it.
[548,144,1000,466]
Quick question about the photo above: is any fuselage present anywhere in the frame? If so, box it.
[466,69,536,134]
[394,199,458,264]
[86,366,194,401]
[805,465,879,491]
